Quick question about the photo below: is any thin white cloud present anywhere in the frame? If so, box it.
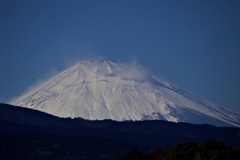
[115,60,150,82]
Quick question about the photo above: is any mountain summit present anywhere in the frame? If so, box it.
[11,60,240,127]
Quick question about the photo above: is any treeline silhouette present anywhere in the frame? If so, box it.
[1,103,240,159]
[0,132,148,160]
[120,140,240,160]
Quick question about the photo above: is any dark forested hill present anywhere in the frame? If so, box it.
[0,103,240,159]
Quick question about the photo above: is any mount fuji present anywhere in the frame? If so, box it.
[11,60,240,127]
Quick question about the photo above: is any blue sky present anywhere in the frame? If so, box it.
[0,0,240,113]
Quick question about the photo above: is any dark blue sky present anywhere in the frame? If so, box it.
[1,0,240,113]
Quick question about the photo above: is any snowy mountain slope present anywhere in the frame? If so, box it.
[11,60,240,127]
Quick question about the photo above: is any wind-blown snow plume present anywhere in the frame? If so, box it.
[115,60,150,82]
[11,59,240,127]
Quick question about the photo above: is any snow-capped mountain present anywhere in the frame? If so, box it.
[11,60,240,127]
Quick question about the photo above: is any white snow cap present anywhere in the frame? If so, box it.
[11,59,240,127]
